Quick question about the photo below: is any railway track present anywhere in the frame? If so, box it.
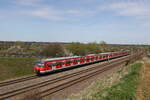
[0,56,129,100]
[0,75,38,87]
[0,56,123,87]
[40,58,126,98]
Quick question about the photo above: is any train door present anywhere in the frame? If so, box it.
[45,61,53,71]
[55,61,62,69]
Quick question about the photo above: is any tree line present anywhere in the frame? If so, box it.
[0,41,146,58]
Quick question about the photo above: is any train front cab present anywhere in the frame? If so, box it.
[34,61,46,75]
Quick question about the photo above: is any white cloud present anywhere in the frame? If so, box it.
[67,10,81,15]
[66,10,95,16]
[20,8,96,21]
[14,0,41,6]
[100,1,150,26]
[21,8,66,21]
[142,21,150,27]
[9,0,96,21]
[102,2,150,17]
[10,0,150,23]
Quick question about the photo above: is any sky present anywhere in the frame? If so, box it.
[0,0,150,44]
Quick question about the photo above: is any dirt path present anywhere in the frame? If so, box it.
[136,57,150,100]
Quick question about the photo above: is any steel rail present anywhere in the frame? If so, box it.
[0,75,38,87]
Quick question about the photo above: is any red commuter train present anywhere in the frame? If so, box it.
[34,51,130,75]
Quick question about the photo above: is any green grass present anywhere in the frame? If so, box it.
[91,63,142,100]
[0,57,37,81]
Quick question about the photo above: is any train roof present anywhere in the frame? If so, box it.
[42,56,81,62]
[86,54,97,56]
[100,51,126,54]
[37,51,129,63]
[100,52,111,54]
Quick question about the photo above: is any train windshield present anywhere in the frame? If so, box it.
[35,61,44,67]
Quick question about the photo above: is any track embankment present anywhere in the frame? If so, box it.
[136,57,150,100]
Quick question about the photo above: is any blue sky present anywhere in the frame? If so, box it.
[0,0,150,44]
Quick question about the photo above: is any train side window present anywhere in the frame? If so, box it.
[56,62,62,65]
[87,58,90,60]
[74,60,78,62]
[99,56,101,58]
[77,59,80,62]
[47,63,55,67]
[66,60,71,64]
[61,62,65,65]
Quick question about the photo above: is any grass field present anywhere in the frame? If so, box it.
[66,62,142,100]
[0,57,37,81]
[90,63,142,100]
[98,63,142,100]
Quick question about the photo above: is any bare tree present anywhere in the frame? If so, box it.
[40,44,65,57]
